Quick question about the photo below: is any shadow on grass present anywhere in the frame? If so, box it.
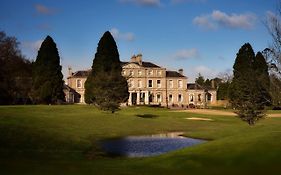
[136,114,158,119]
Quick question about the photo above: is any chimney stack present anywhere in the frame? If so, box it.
[130,54,142,65]
[68,66,73,76]
[178,68,183,75]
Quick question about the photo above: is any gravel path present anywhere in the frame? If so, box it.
[176,109,281,118]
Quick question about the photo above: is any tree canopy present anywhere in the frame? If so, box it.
[229,43,271,125]
[0,31,32,104]
[32,36,65,104]
[85,31,129,113]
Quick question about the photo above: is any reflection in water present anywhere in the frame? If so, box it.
[101,132,205,157]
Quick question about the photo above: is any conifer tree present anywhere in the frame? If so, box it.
[32,36,65,104]
[85,31,129,113]
[229,43,269,125]
[254,52,271,105]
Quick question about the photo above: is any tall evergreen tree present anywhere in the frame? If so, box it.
[229,43,269,125]
[254,52,271,105]
[85,31,129,113]
[32,36,65,104]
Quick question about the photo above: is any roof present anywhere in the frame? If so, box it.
[121,61,161,68]
[187,83,204,90]
[187,83,216,90]
[166,71,186,78]
[71,70,90,77]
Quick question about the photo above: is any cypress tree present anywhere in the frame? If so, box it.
[254,52,271,105]
[32,36,65,104]
[229,43,268,125]
[85,31,129,113]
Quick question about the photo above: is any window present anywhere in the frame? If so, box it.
[138,80,142,88]
[157,70,162,76]
[156,94,161,103]
[169,80,173,88]
[169,94,173,102]
[148,70,153,76]
[178,94,182,102]
[129,80,134,88]
[157,80,161,88]
[148,80,153,88]
[198,94,201,101]
[77,79,82,88]
[149,92,153,103]
[140,93,145,102]
[178,80,183,88]
[190,95,194,102]
[129,70,134,76]
[138,70,142,76]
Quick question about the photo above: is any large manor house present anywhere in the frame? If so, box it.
[65,54,217,107]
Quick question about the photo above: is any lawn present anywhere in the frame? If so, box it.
[0,105,281,175]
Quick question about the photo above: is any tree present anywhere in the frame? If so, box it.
[229,43,269,125]
[195,73,205,86]
[0,31,32,104]
[32,36,65,104]
[254,52,271,105]
[265,3,281,66]
[217,81,230,100]
[84,31,129,113]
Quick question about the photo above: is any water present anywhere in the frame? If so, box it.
[101,132,205,157]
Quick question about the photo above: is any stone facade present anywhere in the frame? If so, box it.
[187,83,217,108]
[66,54,216,107]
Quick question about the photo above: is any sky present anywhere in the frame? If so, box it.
[0,0,277,82]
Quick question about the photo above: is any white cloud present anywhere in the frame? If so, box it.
[193,15,216,30]
[171,0,206,4]
[22,40,43,52]
[193,10,257,30]
[119,0,161,7]
[110,28,135,41]
[187,65,219,82]
[173,48,200,60]
[34,4,56,15]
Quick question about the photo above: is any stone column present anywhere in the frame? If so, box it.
[145,91,149,105]
[128,92,132,106]
[137,92,140,105]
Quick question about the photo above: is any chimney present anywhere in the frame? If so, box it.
[178,68,183,75]
[68,66,73,76]
[130,54,136,62]
[211,79,215,89]
[136,54,142,65]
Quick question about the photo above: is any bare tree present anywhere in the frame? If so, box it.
[265,1,281,68]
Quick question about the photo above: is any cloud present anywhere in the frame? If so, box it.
[119,0,161,7]
[193,10,257,30]
[22,40,43,52]
[34,4,56,15]
[173,48,200,60]
[110,28,135,41]
[171,0,206,4]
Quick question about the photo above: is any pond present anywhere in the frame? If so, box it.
[101,132,205,157]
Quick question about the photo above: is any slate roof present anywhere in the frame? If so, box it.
[187,83,204,90]
[121,61,161,68]
[187,83,216,90]
[166,71,186,78]
[71,70,90,77]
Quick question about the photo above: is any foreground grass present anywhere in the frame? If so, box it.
[0,105,281,175]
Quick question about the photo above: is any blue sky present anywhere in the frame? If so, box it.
[0,0,277,82]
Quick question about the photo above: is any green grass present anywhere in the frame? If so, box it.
[0,105,281,175]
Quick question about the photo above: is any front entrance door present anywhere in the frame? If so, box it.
[131,93,137,105]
